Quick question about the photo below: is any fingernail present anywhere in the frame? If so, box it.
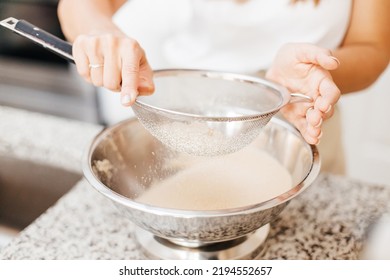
[314,118,323,128]
[325,104,332,114]
[147,83,155,92]
[330,56,340,66]
[121,94,132,105]
[306,106,314,117]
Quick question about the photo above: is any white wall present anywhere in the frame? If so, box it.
[339,65,390,186]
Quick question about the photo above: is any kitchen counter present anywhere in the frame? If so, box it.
[1,105,390,260]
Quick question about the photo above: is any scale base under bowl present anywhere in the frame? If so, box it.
[134,224,270,260]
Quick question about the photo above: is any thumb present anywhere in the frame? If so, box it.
[138,62,155,96]
[294,43,340,70]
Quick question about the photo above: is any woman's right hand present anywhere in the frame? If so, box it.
[72,31,155,106]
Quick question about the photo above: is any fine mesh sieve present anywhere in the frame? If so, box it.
[133,69,311,156]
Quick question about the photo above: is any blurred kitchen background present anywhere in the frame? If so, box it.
[0,0,100,123]
[0,0,389,186]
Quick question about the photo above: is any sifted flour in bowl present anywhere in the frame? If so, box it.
[136,146,292,210]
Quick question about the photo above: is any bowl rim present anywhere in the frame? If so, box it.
[82,117,321,218]
[133,69,291,122]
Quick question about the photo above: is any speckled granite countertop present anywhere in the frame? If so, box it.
[1,105,390,260]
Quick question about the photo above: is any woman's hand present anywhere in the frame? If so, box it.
[72,31,155,106]
[266,43,341,145]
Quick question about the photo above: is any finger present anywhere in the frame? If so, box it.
[295,44,339,70]
[316,52,340,71]
[306,124,322,139]
[304,135,320,145]
[303,130,321,145]
[120,91,132,106]
[138,60,155,95]
[283,100,316,120]
[314,78,341,113]
[293,118,319,145]
[305,108,323,142]
[281,107,319,144]
[73,36,91,82]
[120,40,143,106]
[103,43,121,92]
[89,63,104,87]
[138,77,155,95]
[322,104,335,121]
[87,38,104,87]
[306,107,323,127]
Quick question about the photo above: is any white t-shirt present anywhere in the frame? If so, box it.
[99,0,352,124]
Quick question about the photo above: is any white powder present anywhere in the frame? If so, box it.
[141,119,262,156]
[151,122,226,155]
[136,146,292,210]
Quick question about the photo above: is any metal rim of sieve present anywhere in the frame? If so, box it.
[133,69,292,122]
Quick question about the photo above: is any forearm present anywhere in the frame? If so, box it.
[57,0,126,42]
[331,44,389,94]
[330,0,390,94]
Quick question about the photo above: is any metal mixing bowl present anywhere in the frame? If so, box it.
[83,117,320,244]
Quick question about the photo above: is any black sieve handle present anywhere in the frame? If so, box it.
[0,17,75,64]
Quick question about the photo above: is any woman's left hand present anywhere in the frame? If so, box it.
[266,43,341,145]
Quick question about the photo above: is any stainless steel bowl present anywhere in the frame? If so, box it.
[83,117,320,244]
